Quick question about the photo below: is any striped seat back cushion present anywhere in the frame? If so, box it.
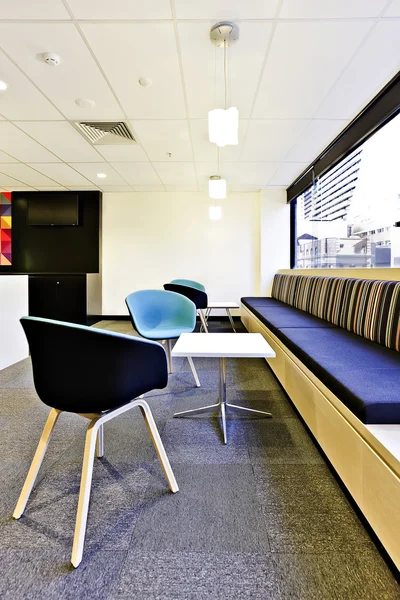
[271,274,298,306]
[271,274,400,352]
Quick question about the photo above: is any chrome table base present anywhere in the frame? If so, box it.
[174,356,272,444]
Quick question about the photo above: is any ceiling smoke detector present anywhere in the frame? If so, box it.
[43,52,61,67]
[76,98,96,109]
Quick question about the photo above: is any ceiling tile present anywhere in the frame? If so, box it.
[153,162,197,186]
[99,185,133,192]
[35,186,68,190]
[252,21,373,119]
[190,119,247,162]
[66,0,172,19]
[279,0,388,18]
[0,53,63,120]
[68,185,100,190]
[0,122,59,162]
[0,0,71,19]
[285,119,348,162]
[241,120,308,162]
[316,22,400,119]
[17,122,102,162]
[131,120,193,162]
[111,162,163,185]
[235,163,279,186]
[69,163,128,185]
[0,172,29,186]
[179,22,273,119]
[165,185,199,192]
[0,23,124,120]
[0,164,58,186]
[0,186,36,191]
[133,185,165,192]
[0,149,18,163]
[268,162,308,186]
[384,0,400,16]
[81,23,186,119]
[28,163,92,186]
[96,145,148,162]
[175,0,279,19]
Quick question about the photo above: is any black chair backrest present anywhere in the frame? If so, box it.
[163,283,208,309]
[21,317,168,414]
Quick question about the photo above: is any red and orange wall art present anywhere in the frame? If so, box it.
[0,192,12,265]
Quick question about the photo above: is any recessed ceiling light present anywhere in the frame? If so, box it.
[97,173,107,179]
[0,80,8,91]
[75,97,96,109]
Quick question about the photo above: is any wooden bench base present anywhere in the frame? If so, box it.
[241,303,400,571]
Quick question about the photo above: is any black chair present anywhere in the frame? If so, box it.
[163,283,209,333]
[13,317,178,568]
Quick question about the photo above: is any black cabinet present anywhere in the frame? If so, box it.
[29,275,87,325]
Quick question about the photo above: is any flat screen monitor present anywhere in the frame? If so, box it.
[28,194,79,226]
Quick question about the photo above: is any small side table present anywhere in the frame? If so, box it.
[172,333,276,444]
[202,301,240,333]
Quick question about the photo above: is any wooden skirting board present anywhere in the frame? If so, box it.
[241,303,400,571]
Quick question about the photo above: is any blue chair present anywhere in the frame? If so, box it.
[170,279,205,292]
[13,317,178,568]
[125,290,200,386]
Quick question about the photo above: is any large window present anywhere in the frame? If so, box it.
[294,113,400,269]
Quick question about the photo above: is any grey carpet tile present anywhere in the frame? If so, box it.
[229,388,297,419]
[0,369,35,389]
[159,417,250,464]
[130,463,271,554]
[1,462,154,552]
[0,358,32,387]
[0,548,127,600]
[264,507,376,553]
[0,388,39,416]
[252,463,352,514]
[113,551,281,600]
[269,551,400,600]
[245,419,325,465]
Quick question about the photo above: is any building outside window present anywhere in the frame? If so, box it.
[295,113,400,268]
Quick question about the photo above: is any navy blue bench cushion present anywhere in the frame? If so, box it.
[276,327,400,424]
[241,297,287,310]
[243,302,336,336]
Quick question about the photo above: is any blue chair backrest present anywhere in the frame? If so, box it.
[170,279,205,292]
[125,290,196,337]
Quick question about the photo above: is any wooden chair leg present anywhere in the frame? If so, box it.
[70,419,98,568]
[96,424,104,458]
[13,408,61,519]
[139,400,179,494]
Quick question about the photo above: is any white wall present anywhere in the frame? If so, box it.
[0,275,29,370]
[260,190,291,295]
[102,192,261,315]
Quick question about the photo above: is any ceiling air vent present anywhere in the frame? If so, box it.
[74,121,137,145]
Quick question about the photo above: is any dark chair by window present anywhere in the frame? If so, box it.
[13,317,178,568]
[163,282,209,332]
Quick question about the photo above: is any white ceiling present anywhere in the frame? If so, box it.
[0,0,398,194]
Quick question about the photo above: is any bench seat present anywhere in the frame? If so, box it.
[277,327,400,424]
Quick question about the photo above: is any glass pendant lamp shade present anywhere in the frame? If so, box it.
[208,107,239,147]
[209,205,222,220]
[209,176,226,199]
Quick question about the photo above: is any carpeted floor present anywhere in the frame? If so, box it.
[0,319,398,599]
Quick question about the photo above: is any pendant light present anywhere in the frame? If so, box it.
[209,175,226,199]
[208,22,239,148]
